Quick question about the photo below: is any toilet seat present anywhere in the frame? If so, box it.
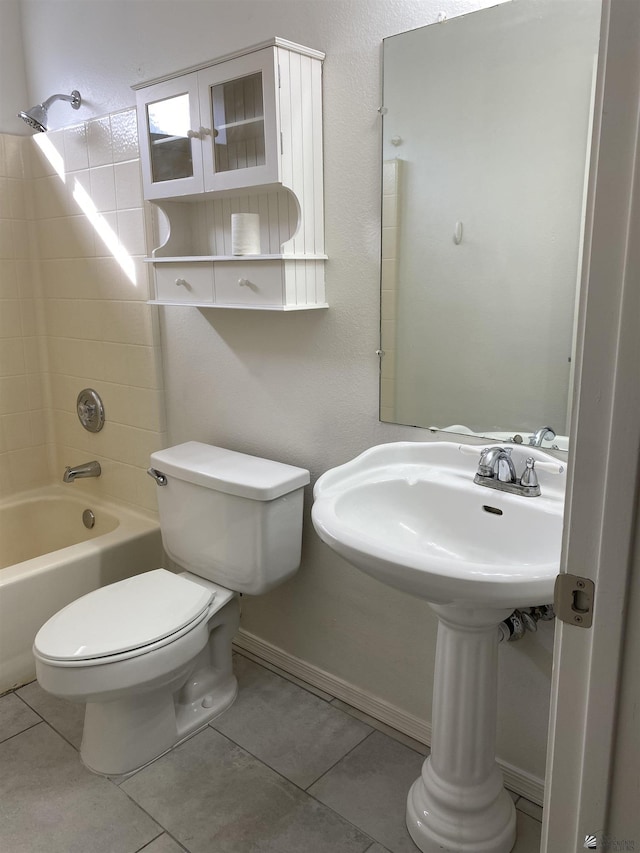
[34,569,214,665]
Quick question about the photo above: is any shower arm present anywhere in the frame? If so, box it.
[41,91,81,111]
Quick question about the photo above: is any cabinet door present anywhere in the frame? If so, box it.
[198,48,280,192]
[136,73,205,199]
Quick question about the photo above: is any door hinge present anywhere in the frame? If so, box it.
[554,573,595,628]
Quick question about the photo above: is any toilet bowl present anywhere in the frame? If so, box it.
[33,443,309,776]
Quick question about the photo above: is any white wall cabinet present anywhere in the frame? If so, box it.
[133,38,327,311]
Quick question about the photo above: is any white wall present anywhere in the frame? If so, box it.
[12,0,557,792]
[0,1,29,135]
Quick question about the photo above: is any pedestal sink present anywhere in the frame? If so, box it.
[311,441,565,853]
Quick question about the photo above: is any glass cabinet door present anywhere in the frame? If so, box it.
[199,48,280,192]
[136,73,204,200]
[212,72,266,175]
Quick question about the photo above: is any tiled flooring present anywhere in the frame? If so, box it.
[0,652,543,853]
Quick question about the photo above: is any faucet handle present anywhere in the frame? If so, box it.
[477,447,494,477]
[520,457,539,489]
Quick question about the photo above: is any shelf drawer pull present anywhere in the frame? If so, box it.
[238,278,250,287]
[175,277,190,288]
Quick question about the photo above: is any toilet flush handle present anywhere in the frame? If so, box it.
[147,467,167,486]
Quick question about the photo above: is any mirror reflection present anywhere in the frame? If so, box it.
[379,0,602,452]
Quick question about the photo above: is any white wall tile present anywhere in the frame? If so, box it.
[90,164,117,212]
[117,208,146,256]
[0,124,163,506]
[0,300,22,337]
[8,177,29,220]
[0,259,19,297]
[0,178,10,218]
[63,123,89,172]
[110,109,139,163]
[87,117,113,167]
[114,160,143,209]
[4,135,27,180]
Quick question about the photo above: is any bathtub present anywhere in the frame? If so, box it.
[0,485,163,693]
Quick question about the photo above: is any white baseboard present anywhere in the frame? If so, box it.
[233,628,545,806]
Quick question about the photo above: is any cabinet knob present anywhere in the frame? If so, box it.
[186,127,212,140]
[175,278,189,287]
[238,278,250,287]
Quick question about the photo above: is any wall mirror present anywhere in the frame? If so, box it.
[379,0,602,453]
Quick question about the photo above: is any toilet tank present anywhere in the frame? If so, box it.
[149,442,310,595]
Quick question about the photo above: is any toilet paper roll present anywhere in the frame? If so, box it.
[231,213,261,255]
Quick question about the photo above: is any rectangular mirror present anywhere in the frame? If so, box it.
[379,0,602,453]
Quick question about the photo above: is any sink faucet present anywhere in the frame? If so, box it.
[528,426,556,447]
[476,447,517,483]
[63,460,101,483]
[474,447,540,497]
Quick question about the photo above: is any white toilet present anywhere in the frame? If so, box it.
[33,442,309,776]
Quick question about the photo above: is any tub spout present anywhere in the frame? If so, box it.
[63,461,101,483]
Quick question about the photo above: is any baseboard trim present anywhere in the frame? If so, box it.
[233,628,545,806]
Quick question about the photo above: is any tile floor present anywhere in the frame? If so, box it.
[0,652,543,853]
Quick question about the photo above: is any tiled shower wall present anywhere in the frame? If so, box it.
[0,133,51,497]
[0,110,165,511]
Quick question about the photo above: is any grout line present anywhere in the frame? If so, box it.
[132,830,164,853]
[109,777,168,841]
[208,725,376,848]
[133,830,191,853]
[110,725,208,787]
[330,697,429,757]
[303,729,376,793]
[0,719,43,746]
[228,654,428,782]
[206,720,373,795]
[13,690,89,757]
[236,648,428,757]
[8,668,393,852]
[233,646,334,702]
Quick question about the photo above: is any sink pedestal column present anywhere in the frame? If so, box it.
[406,605,516,853]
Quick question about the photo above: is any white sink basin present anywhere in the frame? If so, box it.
[312,440,565,608]
[312,440,566,853]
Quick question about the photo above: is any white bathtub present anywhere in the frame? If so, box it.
[0,486,163,693]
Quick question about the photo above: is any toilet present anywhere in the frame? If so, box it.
[33,442,309,777]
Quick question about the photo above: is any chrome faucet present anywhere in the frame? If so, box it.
[528,426,556,447]
[474,447,540,497]
[476,446,517,483]
[63,460,101,483]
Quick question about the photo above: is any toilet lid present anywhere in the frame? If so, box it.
[34,569,214,662]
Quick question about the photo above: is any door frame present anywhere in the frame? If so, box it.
[543,0,640,849]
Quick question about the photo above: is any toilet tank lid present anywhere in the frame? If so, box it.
[150,442,310,500]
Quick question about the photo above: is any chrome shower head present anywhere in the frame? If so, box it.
[18,90,81,132]
[18,104,48,132]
